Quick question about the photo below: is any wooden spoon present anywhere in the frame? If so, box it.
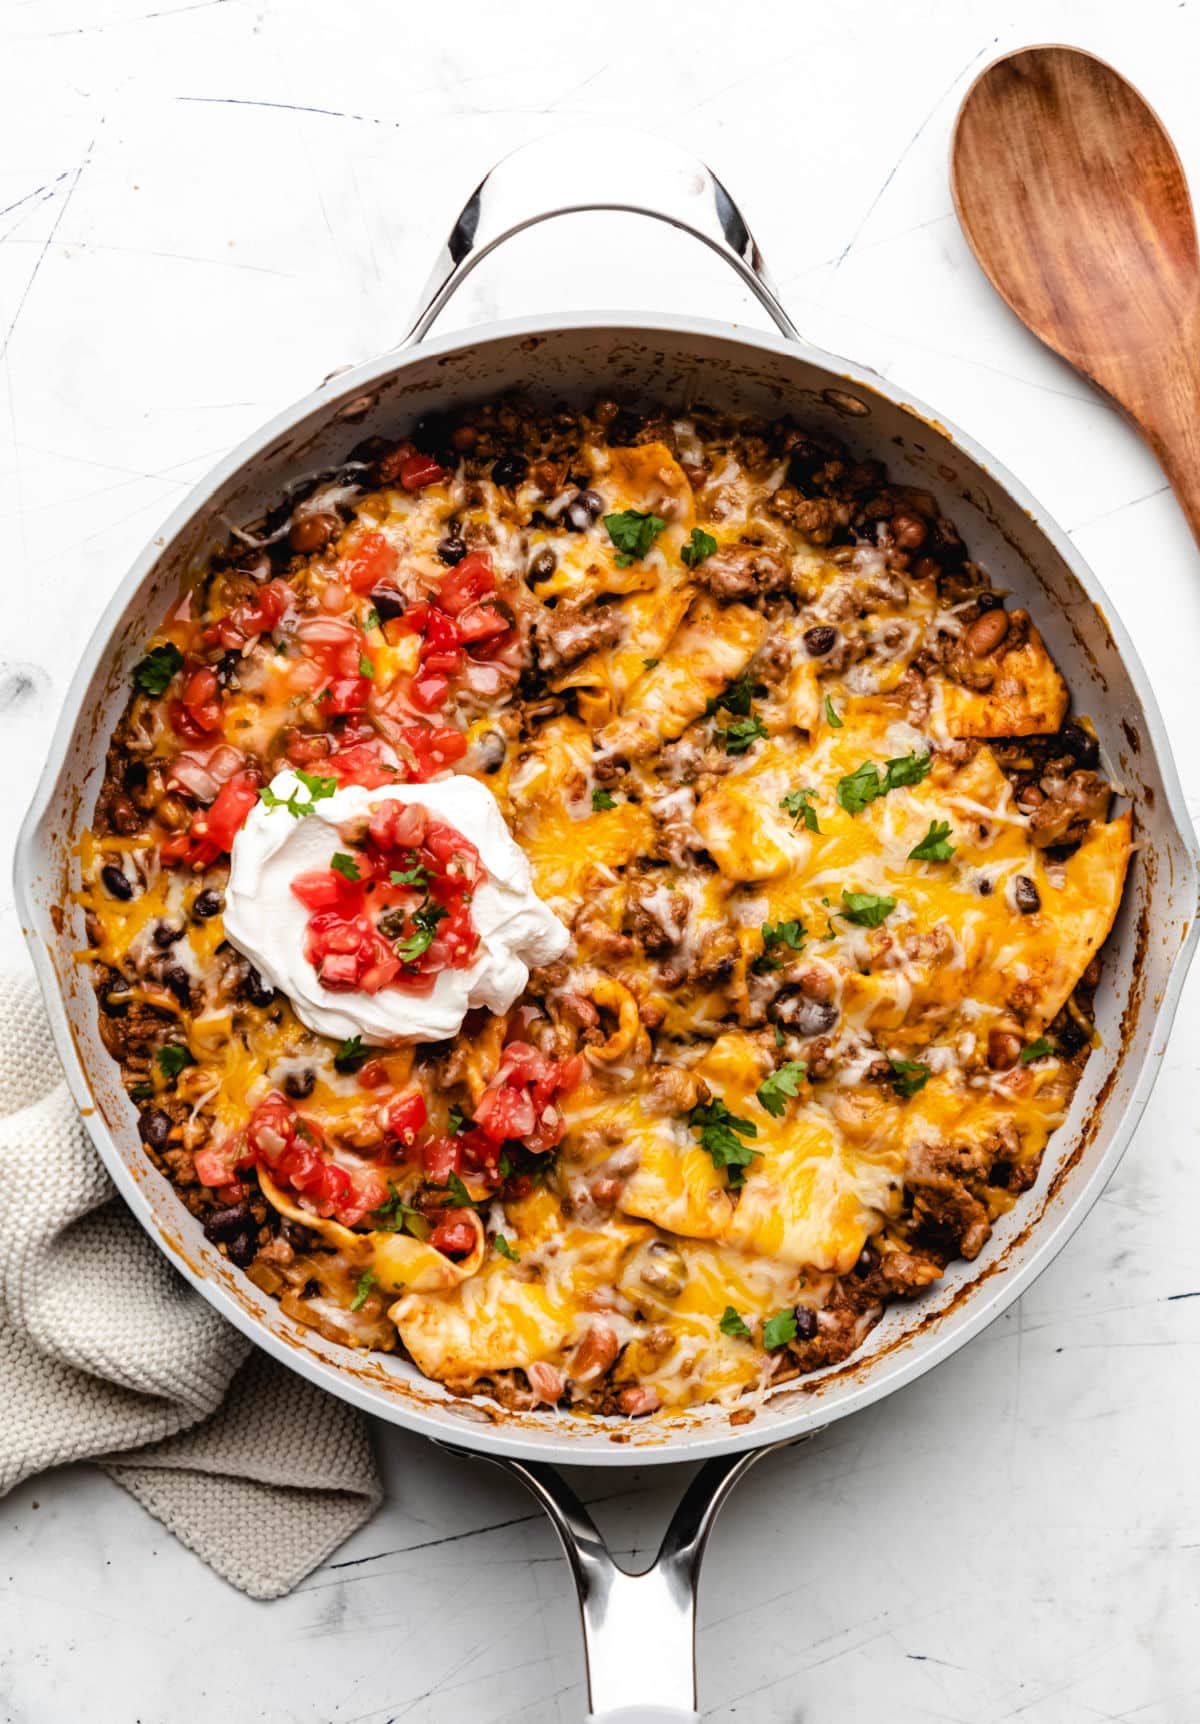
[951,44,1200,546]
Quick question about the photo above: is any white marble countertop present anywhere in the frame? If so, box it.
[4,1,1200,1719]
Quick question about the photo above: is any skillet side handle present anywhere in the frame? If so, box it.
[397,129,800,347]
[444,1444,776,1721]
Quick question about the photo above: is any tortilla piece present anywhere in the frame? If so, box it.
[939,616,1069,737]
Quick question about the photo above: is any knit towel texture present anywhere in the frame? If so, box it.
[0,970,382,1598]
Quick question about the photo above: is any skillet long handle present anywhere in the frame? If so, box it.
[397,129,800,346]
[442,1443,777,1719]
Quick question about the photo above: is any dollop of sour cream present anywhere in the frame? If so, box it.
[223,771,569,1045]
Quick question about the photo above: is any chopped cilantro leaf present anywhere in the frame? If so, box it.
[681,526,718,568]
[757,1060,808,1118]
[713,670,756,717]
[642,657,659,669]
[358,653,375,680]
[130,1083,154,1102]
[350,1270,376,1311]
[889,1057,931,1099]
[444,1171,473,1206]
[448,1105,475,1134]
[884,751,932,791]
[763,1309,798,1349]
[840,889,896,927]
[334,1035,369,1073]
[781,787,820,832]
[757,919,807,971]
[837,753,931,815]
[909,819,955,862]
[836,761,884,815]
[592,787,617,812]
[371,1180,429,1239]
[390,862,431,890]
[1020,1036,1055,1064]
[364,608,381,631]
[156,1044,193,1080]
[824,695,843,729]
[259,769,337,819]
[720,1306,751,1338]
[686,1097,759,1187]
[330,851,361,881]
[494,1235,520,1262]
[614,552,634,568]
[133,641,183,697]
[717,715,768,756]
[394,901,447,963]
[603,509,666,561]
[774,1024,785,1049]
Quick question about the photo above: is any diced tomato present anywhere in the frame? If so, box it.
[289,867,360,912]
[398,454,446,490]
[429,1210,477,1257]
[386,1091,428,1144]
[422,647,465,676]
[326,740,403,789]
[180,667,223,733]
[424,821,482,882]
[410,671,450,710]
[341,531,399,595]
[286,730,333,767]
[322,676,370,715]
[436,551,494,616]
[423,1135,461,1183]
[398,723,468,779]
[377,440,416,483]
[472,1044,583,1154]
[319,950,364,988]
[368,799,427,852]
[356,1060,389,1090]
[474,1082,536,1144]
[454,601,509,644]
[194,1145,239,1187]
[194,771,259,853]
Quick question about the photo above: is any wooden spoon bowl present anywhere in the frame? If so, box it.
[951,45,1200,545]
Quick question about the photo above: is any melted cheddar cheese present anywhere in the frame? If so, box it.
[77,399,1129,1418]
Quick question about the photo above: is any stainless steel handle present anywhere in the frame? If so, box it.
[444,1442,781,1719]
[397,129,800,347]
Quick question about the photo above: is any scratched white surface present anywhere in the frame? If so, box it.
[3,1,1200,1719]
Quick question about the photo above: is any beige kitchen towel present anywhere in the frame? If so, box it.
[0,970,382,1598]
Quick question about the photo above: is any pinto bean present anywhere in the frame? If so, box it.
[107,793,142,835]
[527,1362,565,1404]
[891,511,927,550]
[988,1028,1023,1070]
[965,608,1010,657]
[618,1386,660,1416]
[571,1320,619,1385]
[289,511,340,554]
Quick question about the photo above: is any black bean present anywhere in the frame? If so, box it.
[240,968,276,1007]
[564,499,593,532]
[853,1243,879,1279]
[226,1228,258,1269]
[192,889,222,920]
[1014,875,1041,914]
[101,864,134,901]
[370,584,407,621]
[204,1202,252,1243]
[435,535,466,567]
[793,1307,819,1340]
[473,730,507,775]
[577,489,604,519]
[284,1068,315,1100]
[491,454,527,487]
[163,965,192,1007]
[100,979,130,1018]
[776,995,838,1036]
[528,547,557,584]
[153,921,185,948]
[803,625,838,658]
[137,1108,173,1149]
[1060,720,1099,769]
[215,650,243,689]
[977,876,994,896]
